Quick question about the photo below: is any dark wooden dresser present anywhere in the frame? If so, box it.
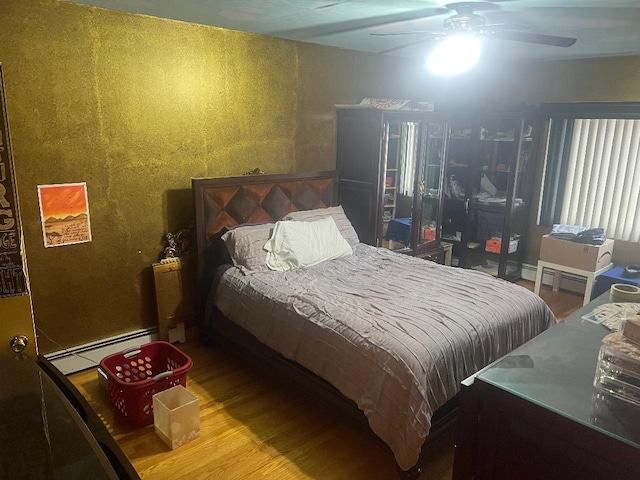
[453,293,640,480]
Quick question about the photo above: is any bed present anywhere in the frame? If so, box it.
[192,170,556,478]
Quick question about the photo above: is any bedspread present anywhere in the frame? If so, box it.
[211,243,555,470]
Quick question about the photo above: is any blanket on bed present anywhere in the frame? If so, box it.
[211,243,556,471]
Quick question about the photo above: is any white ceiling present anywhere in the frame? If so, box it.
[60,0,640,64]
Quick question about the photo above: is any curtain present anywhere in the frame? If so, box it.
[559,118,640,242]
[398,122,418,196]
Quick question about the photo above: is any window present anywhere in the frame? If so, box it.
[538,103,640,242]
[397,122,419,196]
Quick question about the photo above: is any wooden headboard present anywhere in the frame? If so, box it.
[192,170,338,290]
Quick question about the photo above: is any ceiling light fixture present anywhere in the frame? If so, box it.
[426,35,483,76]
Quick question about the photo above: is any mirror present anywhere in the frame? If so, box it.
[417,122,446,248]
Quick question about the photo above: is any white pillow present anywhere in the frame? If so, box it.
[264,217,352,272]
[284,206,360,246]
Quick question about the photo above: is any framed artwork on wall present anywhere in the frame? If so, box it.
[38,182,92,247]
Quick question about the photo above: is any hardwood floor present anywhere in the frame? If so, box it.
[69,281,582,480]
[517,279,585,321]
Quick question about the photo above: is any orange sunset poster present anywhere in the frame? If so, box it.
[38,182,92,247]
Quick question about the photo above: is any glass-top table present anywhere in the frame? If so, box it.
[0,356,120,479]
[474,292,640,449]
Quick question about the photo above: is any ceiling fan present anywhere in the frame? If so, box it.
[373,2,577,54]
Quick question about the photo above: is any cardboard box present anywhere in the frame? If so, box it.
[153,258,197,342]
[539,235,614,271]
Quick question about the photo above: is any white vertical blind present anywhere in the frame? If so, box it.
[560,118,640,242]
[398,122,418,196]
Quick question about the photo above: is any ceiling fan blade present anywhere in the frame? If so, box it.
[445,2,501,14]
[370,23,526,38]
[473,22,530,31]
[377,36,440,54]
[314,1,349,9]
[488,30,577,47]
[371,31,434,37]
[270,7,448,39]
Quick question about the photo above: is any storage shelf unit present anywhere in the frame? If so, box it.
[441,110,537,279]
[336,105,539,279]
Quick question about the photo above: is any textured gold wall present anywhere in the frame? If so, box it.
[1,0,639,352]
[485,56,640,105]
[0,0,438,352]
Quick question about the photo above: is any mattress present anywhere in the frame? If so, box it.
[211,243,556,470]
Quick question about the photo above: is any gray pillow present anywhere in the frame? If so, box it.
[221,223,274,274]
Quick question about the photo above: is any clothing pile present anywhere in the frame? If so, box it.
[549,224,607,245]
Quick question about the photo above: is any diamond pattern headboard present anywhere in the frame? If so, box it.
[192,171,338,285]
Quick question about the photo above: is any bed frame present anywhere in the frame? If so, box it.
[192,171,457,479]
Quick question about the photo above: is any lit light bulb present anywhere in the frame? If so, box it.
[426,35,483,76]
